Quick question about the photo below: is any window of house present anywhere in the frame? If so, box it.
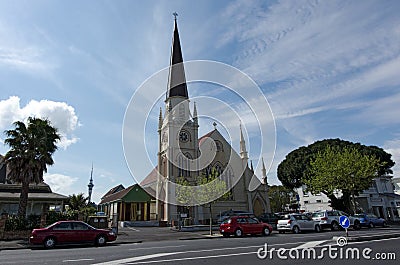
[316,200,322,203]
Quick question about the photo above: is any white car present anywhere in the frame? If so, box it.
[277,213,322,233]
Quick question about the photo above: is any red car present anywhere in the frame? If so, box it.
[29,220,117,248]
[219,216,273,237]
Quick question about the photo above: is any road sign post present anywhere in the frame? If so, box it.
[339,215,350,237]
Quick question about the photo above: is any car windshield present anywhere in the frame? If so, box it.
[312,212,324,218]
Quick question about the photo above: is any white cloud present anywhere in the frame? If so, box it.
[216,0,400,123]
[0,96,79,149]
[43,173,78,195]
[384,139,400,177]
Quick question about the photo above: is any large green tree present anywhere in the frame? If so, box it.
[278,139,394,190]
[304,146,380,214]
[268,185,296,213]
[4,117,60,217]
[176,168,230,235]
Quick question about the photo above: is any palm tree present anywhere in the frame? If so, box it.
[4,117,60,217]
[67,193,88,212]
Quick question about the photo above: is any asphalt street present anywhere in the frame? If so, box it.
[0,227,398,265]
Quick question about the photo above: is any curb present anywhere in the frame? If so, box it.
[179,235,223,240]
[0,242,29,251]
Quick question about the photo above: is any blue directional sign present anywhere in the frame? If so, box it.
[339,215,350,229]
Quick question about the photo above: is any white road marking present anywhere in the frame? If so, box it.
[129,244,187,251]
[93,242,308,265]
[127,227,140,232]
[292,240,327,249]
[62,258,94,262]
[91,252,179,265]
[125,251,257,264]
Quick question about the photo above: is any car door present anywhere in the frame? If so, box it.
[247,217,262,234]
[236,217,249,233]
[51,222,74,243]
[367,214,378,225]
[301,215,313,230]
[72,222,94,243]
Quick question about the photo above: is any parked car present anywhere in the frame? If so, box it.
[219,215,272,237]
[257,213,281,229]
[216,210,254,224]
[277,213,321,233]
[312,210,342,231]
[29,220,117,249]
[352,213,387,228]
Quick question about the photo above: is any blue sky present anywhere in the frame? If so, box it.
[1,0,399,204]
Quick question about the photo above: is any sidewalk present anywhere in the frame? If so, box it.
[114,226,222,245]
[0,226,222,250]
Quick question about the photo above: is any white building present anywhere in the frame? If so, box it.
[297,176,400,221]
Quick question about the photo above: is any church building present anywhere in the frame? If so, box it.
[140,16,270,224]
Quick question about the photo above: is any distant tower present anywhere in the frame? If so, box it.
[88,164,94,204]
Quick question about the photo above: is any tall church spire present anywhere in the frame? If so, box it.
[167,13,188,99]
[239,124,248,161]
[261,157,267,184]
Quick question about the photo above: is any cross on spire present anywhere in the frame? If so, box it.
[173,12,178,20]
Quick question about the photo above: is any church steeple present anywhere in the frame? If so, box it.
[239,123,248,161]
[167,13,188,99]
[261,157,267,184]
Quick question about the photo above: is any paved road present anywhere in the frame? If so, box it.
[0,227,398,264]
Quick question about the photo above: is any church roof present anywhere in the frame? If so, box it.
[198,129,216,145]
[166,16,188,99]
[140,166,158,187]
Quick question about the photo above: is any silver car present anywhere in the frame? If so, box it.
[277,213,322,234]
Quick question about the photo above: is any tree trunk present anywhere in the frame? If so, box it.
[326,192,352,213]
[18,177,29,218]
[351,191,356,215]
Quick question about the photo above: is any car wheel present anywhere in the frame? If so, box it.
[315,225,321,233]
[331,221,340,231]
[44,237,56,249]
[96,234,107,246]
[234,229,243,237]
[263,227,271,236]
[293,226,300,234]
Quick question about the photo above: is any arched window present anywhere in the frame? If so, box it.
[214,140,223,152]
[177,153,192,177]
